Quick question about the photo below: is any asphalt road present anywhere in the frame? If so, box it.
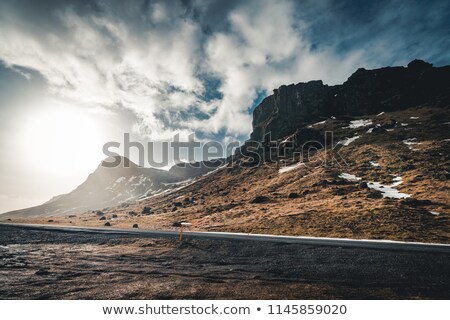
[1,223,450,299]
[1,222,450,253]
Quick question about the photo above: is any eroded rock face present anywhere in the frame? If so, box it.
[250,60,450,141]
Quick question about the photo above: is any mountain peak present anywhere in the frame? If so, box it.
[100,155,137,168]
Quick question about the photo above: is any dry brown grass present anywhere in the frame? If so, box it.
[6,106,450,243]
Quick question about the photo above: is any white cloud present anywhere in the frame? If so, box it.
[0,0,369,142]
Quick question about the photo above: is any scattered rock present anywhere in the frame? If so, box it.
[359,182,368,189]
[132,224,139,229]
[250,196,269,204]
[99,216,106,221]
[129,211,138,216]
[401,164,416,171]
[68,215,76,218]
[142,207,151,214]
[96,211,104,216]
[401,198,433,206]
[367,191,383,199]
[172,207,178,212]
[104,222,111,227]
[332,188,347,196]
[112,214,118,218]
[288,192,299,199]
[302,190,311,196]
[47,220,54,223]
[314,180,328,187]
[174,202,183,207]
[373,126,387,133]
[172,222,182,227]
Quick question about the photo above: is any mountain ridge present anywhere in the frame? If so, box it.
[250,59,450,141]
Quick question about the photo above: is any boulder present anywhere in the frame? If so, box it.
[251,196,269,204]
[359,182,368,189]
[142,207,151,214]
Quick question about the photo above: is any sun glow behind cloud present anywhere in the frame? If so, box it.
[17,100,107,176]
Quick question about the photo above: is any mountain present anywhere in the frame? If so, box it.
[2,60,449,243]
[1,156,219,218]
[250,60,450,141]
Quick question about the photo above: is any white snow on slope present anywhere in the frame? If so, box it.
[345,119,372,129]
[338,173,361,181]
[337,136,360,146]
[307,120,326,128]
[403,138,421,150]
[377,112,385,117]
[279,162,305,174]
[367,176,410,199]
[115,177,126,183]
[369,161,380,167]
[410,116,419,119]
[429,211,440,216]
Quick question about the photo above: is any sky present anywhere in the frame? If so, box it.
[0,0,449,213]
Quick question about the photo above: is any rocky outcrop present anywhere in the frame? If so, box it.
[250,60,450,141]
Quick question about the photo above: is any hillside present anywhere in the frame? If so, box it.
[2,60,449,243]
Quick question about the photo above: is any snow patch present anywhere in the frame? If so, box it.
[403,138,421,150]
[429,211,440,216]
[369,161,380,167]
[337,136,360,146]
[115,177,126,183]
[345,119,372,129]
[279,162,305,174]
[338,173,361,181]
[376,112,385,117]
[410,116,419,119]
[307,120,326,128]
[367,176,410,199]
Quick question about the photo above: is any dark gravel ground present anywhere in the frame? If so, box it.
[0,225,449,299]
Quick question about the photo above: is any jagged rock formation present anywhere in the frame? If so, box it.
[251,60,450,141]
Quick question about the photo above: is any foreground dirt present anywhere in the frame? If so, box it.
[1,225,449,299]
[2,106,450,243]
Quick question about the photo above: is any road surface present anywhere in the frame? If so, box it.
[2,223,450,253]
[0,223,449,299]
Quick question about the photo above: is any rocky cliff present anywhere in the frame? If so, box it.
[250,60,450,141]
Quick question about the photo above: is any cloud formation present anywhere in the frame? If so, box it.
[0,0,449,142]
